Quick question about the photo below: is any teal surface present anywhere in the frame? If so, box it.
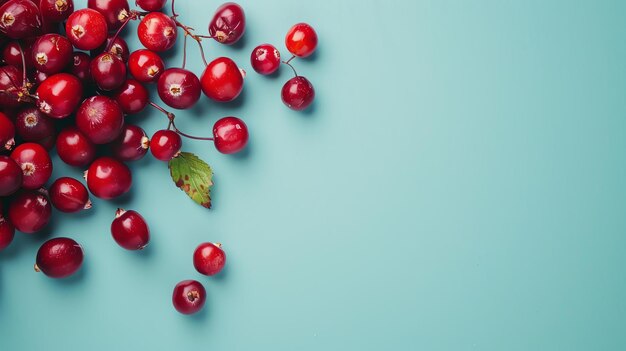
[2,0,626,349]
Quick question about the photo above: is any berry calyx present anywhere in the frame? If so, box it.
[157,68,201,109]
[8,189,52,234]
[193,242,226,276]
[85,156,132,199]
[285,23,318,58]
[39,0,74,23]
[251,44,281,75]
[128,49,164,83]
[212,116,248,154]
[172,280,206,315]
[10,142,53,190]
[35,237,83,278]
[49,177,92,213]
[150,129,182,161]
[110,208,150,250]
[281,76,315,111]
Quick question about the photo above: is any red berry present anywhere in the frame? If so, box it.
[0,155,22,196]
[56,126,96,167]
[31,33,73,74]
[208,2,245,45]
[285,23,318,58]
[49,177,91,213]
[157,68,201,109]
[65,8,108,50]
[36,73,83,118]
[110,124,149,162]
[172,280,206,315]
[200,57,244,102]
[33,70,50,86]
[15,106,56,144]
[91,35,130,62]
[39,0,74,23]
[0,215,15,251]
[128,49,164,83]
[10,143,53,190]
[110,208,149,250]
[281,76,315,111]
[35,237,83,278]
[0,0,42,39]
[76,95,125,144]
[193,242,226,276]
[8,189,52,233]
[87,0,130,32]
[137,12,177,52]
[251,44,280,75]
[90,52,127,90]
[2,40,32,68]
[0,111,15,150]
[0,65,22,108]
[150,129,181,161]
[112,79,149,114]
[69,52,93,84]
[86,157,132,199]
[135,0,166,12]
[212,116,248,154]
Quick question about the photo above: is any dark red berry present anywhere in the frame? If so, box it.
[150,129,181,161]
[10,143,53,190]
[31,33,73,74]
[0,65,22,108]
[69,52,92,84]
[251,44,280,75]
[15,106,55,143]
[39,0,74,23]
[76,95,124,144]
[91,35,129,62]
[200,57,244,102]
[157,68,201,109]
[65,8,108,50]
[33,70,49,85]
[137,12,177,52]
[35,237,83,278]
[172,280,206,315]
[36,73,83,118]
[0,215,15,251]
[208,2,245,45]
[8,189,51,233]
[49,177,91,213]
[110,124,149,162]
[135,0,166,12]
[0,111,15,150]
[112,79,149,114]
[90,52,127,90]
[110,208,149,250]
[86,156,132,199]
[87,0,130,32]
[193,242,226,276]
[2,40,32,68]
[56,126,96,167]
[0,0,42,39]
[212,116,248,154]
[285,23,318,58]
[0,155,22,196]
[127,48,164,83]
[281,76,315,111]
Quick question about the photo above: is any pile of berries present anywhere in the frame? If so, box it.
[0,0,318,315]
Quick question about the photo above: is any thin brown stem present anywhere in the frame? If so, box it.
[284,54,296,64]
[171,120,214,141]
[281,60,298,77]
[105,13,135,52]
[170,0,209,66]
[149,102,214,141]
[182,33,188,69]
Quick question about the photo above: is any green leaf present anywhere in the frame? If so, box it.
[168,152,213,208]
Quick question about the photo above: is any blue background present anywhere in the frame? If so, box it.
[2,0,626,349]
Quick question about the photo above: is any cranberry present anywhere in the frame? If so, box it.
[86,156,132,199]
[69,52,92,83]
[137,12,177,52]
[200,57,244,102]
[33,70,49,86]
[90,52,127,91]
[285,23,318,58]
[2,40,31,68]
[0,65,22,108]
[39,0,74,23]
[157,68,201,109]
[135,0,165,11]
[49,177,91,213]
[110,208,149,250]
[208,2,245,45]
[281,76,315,111]
[110,124,149,162]
[8,189,51,233]
[56,126,96,167]
[31,33,73,74]
[91,35,129,62]
[10,143,53,190]
[172,280,206,315]
[35,237,83,278]
[76,95,124,144]
[0,155,22,196]
[112,79,149,114]
[0,215,14,251]
[36,73,83,118]
[212,116,248,154]
[127,49,164,83]
[87,0,129,32]
[193,242,226,276]
[150,129,181,161]
[251,44,281,75]
[0,0,42,39]
[65,8,108,50]
[15,106,56,143]
[0,111,15,149]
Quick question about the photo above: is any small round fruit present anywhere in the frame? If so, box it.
[172,280,206,315]
[15,107,55,143]
[0,111,15,149]
[56,126,96,167]
[157,68,201,109]
[76,95,124,144]
[208,2,245,45]
[49,177,91,213]
[250,44,280,75]
[10,143,53,190]
[285,23,318,58]
[39,0,74,23]
[90,52,127,91]
[281,76,315,111]
[36,73,83,119]
[0,155,22,196]
[0,215,15,251]
[86,157,132,199]
[8,189,52,233]
[87,0,129,31]
[150,129,181,161]
[200,57,244,102]
[137,12,177,52]
[127,49,164,83]
[135,0,166,11]
[111,208,149,250]
[0,0,42,39]
[35,237,83,278]
[212,116,248,154]
[0,65,22,108]
[65,8,108,50]
[70,52,92,83]
[193,242,226,276]
[112,79,149,114]
[110,124,149,162]
[31,33,73,74]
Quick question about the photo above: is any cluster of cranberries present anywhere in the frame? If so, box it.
[0,0,318,315]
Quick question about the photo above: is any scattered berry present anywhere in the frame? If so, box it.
[110,124,149,162]
[251,44,280,75]
[56,126,96,167]
[0,155,22,196]
[285,23,318,58]
[150,129,182,161]
[127,48,164,83]
[281,76,315,111]
[35,237,83,278]
[172,280,206,315]
[209,2,246,45]
[76,95,125,144]
[10,143,53,190]
[8,189,52,234]
[137,12,177,52]
[213,116,248,154]
[110,208,150,250]
[49,177,92,213]
[65,8,108,50]
[85,157,132,199]
[157,68,201,109]
[200,57,244,102]
[193,242,226,276]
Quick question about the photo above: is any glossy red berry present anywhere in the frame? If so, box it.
[157,68,201,109]
[87,0,130,32]
[65,8,108,50]
[69,52,92,83]
[0,215,15,251]
[36,73,83,118]
[193,242,226,276]
[172,280,206,315]
[200,57,244,102]
[281,76,315,111]
[208,2,245,45]
[110,124,149,162]
[76,95,125,144]
[150,129,181,161]
[137,12,177,52]
[35,237,83,278]
[0,111,15,150]
[0,0,42,39]
[285,23,318,58]
[10,143,53,190]
[112,79,149,114]
[86,157,132,199]
[56,126,96,167]
[8,189,52,233]
[39,0,74,23]
[15,107,55,143]
[0,65,23,108]
[127,49,164,83]
[49,177,91,213]
[2,40,31,68]
[135,0,165,11]
[31,33,73,74]
[90,52,127,90]
[111,208,149,250]
[92,35,130,62]
[213,116,248,154]
[0,155,22,196]
[251,44,280,75]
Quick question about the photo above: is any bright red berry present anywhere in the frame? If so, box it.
[39,0,74,23]
[92,35,130,62]
[285,23,318,58]
[135,0,166,11]
[150,129,182,161]
[200,57,244,102]
[90,52,127,91]
[0,215,15,251]
[127,49,164,83]
[10,143,53,190]
[31,33,73,74]
[110,124,149,162]
[86,157,132,199]
[251,44,280,75]
[110,208,150,250]
[87,0,130,32]
[112,79,149,114]
[76,95,125,144]
[208,2,245,45]
[281,76,315,111]
[157,68,201,109]
[0,0,42,39]
[137,12,177,52]
[36,73,83,119]
[0,111,15,150]
[49,177,92,213]
[65,8,108,50]
[172,280,206,315]
[35,237,83,278]
[8,189,52,234]
[56,126,96,167]
[0,155,22,196]
[193,242,226,276]
[212,116,248,154]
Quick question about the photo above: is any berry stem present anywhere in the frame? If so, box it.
[182,33,188,69]
[284,54,296,64]
[148,102,214,141]
[281,60,299,77]
[17,42,27,86]
[170,0,209,66]
[105,11,140,53]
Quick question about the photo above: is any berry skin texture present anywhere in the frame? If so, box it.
[0,65,22,108]
[8,189,52,234]
[0,215,15,251]
[10,143,53,190]
[76,96,125,144]
[251,44,281,75]
[87,0,130,32]
[65,8,108,50]
[56,126,96,167]
[112,79,149,114]
[0,111,15,150]
[39,0,74,23]
[49,177,92,213]
[135,0,166,12]
[208,2,246,45]
[111,208,150,250]
[110,124,149,162]
[128,49,164,83]
[200,57,244,102]
[70,52,93,84]
[150,129,182,161]
[157,68,201,109]
[193,242,226,276]
[172,280,206,315]
[92,35,130,62]
[31,33,73,74]
[0,0,42,39]
[86,157,132,199]
[0,155,22,196]
[35,237,83,278]
[285,23,318,58]
[90,52,127,91]
[137,12,177,52]
[15,107,56,144]
[36,73,83,119]
[281,76,315,111]
[213,116,249,154]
